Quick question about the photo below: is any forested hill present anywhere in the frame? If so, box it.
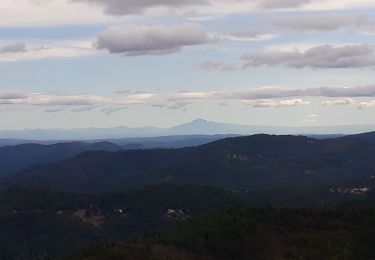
[344,131,375,142]
[65,206,375,260]
[1,183,375,259]
[0,141,121,176]
[2,134,375,192]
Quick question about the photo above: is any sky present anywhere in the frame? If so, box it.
[1,0,375,129]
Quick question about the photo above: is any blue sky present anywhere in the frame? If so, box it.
[1,0,375,129]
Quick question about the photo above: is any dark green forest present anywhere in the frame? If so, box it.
[0,183,375,259]
[65,206,375,260]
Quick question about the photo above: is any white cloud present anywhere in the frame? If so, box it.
[117,93,160,105]
[116,85,375,106]
[0,41,96,62]
[244,98,310,108]
[96,23,212,56]
[197,61,242,71]
[305,114,319,122]
[0,0,116,27]
[0,92,108,107]
[321,98,356,106]
[27,93,107,106]
[3,85,375,113]
[221,31,277,41]
[358,100,375,109]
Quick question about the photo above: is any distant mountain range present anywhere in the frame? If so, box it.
[0,135,236,176]
[1,119,375,140]
[3,133,375,192]
[0,142,121,176]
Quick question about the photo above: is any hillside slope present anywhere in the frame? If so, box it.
[0,184,243,259]
[2,135,375,192]
[0,141,120,175]
[66,206,375,260]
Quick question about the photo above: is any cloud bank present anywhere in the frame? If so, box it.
[258,0,311,9]
[244,98,310,108]
[242,44,375,69]
[321,98,356,106]
[273,14,375,32]
[0,42,27,53]
[73,0,210,15]
[3,85,375,113]
[0,41,96,62]
[201,44,375,70]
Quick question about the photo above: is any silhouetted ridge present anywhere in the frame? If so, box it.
[0,141,121,176]
[2,134,375,192]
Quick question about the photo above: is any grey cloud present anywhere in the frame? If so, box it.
[152,104,167,108]
[168,102,192,110]
[73,0,209,15]
[258,0,310,9]
[231,85,375,99]
[44,107,65,113]
[241,44,375,69]
[273,14,374,32]
[0,43,27,53]
[96,23,211,56]
[0,92,28,99]
[117,86,375,107]
[101,106,127,115]
[114,90,132,95]
[0,100,22,105]
[70,106,99,112]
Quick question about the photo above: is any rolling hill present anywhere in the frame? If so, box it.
[2,134,375,192]
[1,183,374,259]
[0,141,121,176]
[0,184,245,259]
[345,131,375,142]
[66,206,375,260]
[0,135,236,176]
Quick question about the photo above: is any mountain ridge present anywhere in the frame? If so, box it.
[0,141,121,176]
[1,119,375,140]
[3,134,375,192]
